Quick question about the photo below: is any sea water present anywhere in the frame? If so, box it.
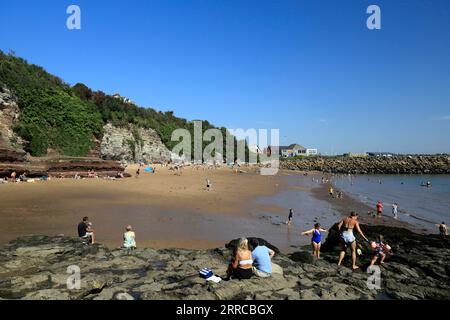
[332,174,450,231]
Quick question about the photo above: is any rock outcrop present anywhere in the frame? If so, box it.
[0,156,126,178]
[101,123,171,163]
[281,156,450,174]
[0,86,24,151]
[0,225,448,300]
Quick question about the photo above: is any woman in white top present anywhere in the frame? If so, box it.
[123,225,136,249]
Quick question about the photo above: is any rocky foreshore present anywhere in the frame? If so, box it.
[0,155,126,178]
[281,156,450,174]
[0,225,448,300]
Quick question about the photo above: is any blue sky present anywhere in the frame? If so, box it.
[1,0,449,154]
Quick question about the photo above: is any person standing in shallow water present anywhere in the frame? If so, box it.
[376,200,383,217]
[392,203,399,219]
[286,209,294,226]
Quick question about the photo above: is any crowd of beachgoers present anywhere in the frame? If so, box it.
[2,159,448,282]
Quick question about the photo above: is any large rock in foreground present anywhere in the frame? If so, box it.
[0,227,448,300]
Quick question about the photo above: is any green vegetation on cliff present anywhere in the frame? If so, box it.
[0,51,102,156]
[0,50,244,159]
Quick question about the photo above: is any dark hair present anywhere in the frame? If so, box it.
[442,222,446,225]
[314,223,321,229]
[350,211,358,217]
[249,238,259,249]
[83,216,89,221]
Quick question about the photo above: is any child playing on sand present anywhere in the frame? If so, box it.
[369,235,391,267]
[302,223,328,259]
[206,179,212,191]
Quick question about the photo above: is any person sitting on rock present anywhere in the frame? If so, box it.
[123,225,137,249]
[77,216,95,244]
[337,212,369,270]
[249,239,283,277]
[226,238,253,280]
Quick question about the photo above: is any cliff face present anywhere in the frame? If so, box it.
[0,86,24,151]
[100,123,171,163]
[0,85,172,167]
[281,156,450,174]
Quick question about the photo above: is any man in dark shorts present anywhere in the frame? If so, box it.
[78,216,95,244]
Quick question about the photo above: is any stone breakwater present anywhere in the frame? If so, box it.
[0,225,448,300]
[281,156,450,174]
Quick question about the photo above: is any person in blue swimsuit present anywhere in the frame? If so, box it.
[302,223,328,259]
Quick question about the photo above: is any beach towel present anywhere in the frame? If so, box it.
[199,268,213,279]
[199,268,221,283]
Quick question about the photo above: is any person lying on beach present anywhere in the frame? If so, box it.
[337,212,369,270]
[369,235,391,267]
[302,223,328,259]
[437,222,448,238]
[78,216,95,244]
[123,225,137,249]
[249,239,282,277]
[226,238,253,280]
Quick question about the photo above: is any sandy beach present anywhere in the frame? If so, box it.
[0,165,288,249]
[0,165,428,252]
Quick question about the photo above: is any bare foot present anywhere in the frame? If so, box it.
[352,266,360,270]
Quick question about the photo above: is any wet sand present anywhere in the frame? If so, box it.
[0,165,286,249]
[0,166,426,251]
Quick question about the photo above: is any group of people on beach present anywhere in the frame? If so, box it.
[0,171,47,184]
[227,238,283,280]
[77,216,136,249]
[292,210,393,270]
